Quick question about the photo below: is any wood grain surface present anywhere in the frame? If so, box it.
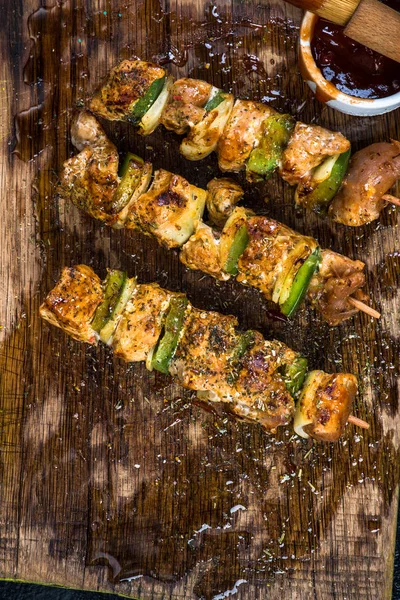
[0,0,399,599]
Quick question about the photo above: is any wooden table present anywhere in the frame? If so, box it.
[0,0,399,598]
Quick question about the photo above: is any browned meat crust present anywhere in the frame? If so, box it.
[112,284,172,362]
[217,100,275,172]
[308,250,366,326]
[161,78,212,134]
[90,60,165,121]
[170,308,240,399]
[280,122,350,185]
[304,373,357,442]
[180,222,227,280]
[329,141,400,226]
[39,265,103,344]
[232,335,296,432]
[206,177,244,228]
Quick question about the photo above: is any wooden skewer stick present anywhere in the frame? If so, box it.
[348,297,381,319]
[348,415,370,429]
[382,194,400,208]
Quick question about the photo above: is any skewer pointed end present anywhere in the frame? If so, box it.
[382,194,400,208]
[348,414,370,430]
[348,297,381,320]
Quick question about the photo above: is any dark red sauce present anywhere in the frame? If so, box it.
[311,18,400,99]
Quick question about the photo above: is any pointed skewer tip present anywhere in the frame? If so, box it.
[348,297,381,319]
[348,415,370,430]
[382,194,400,208]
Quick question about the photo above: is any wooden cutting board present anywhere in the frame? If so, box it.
[0,0,399,598]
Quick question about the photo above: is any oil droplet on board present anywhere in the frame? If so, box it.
[366,517,381,533]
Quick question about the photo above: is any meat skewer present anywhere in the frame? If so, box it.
[40,264,369,442]
[88,59,400,227]
[61,111,378,326]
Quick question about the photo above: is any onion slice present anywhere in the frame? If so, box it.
[180,94,234,161]
[139,76,174,136]
[312,153,340,184]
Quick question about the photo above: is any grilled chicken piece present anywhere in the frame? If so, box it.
[63,111,153,228]
[280,122,350,186]
[112,284,172,362]
[180,221,228,281]
[206,178,244,228]
[161,78,212,135]
[171,307,296,431]
[218,100,276,172]
[294,371,357,442]
[231,335,296,432]
[329,140,400,226]
[90,60,166,121]
[71,110,110,151]
[236,216,316,301]
[39,265,103,344]
[61,112,120,224]
[307,250,366,326]
[132,169,206,248]
[170,308,240,402]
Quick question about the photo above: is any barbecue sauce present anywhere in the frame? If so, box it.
[311,18,400,99]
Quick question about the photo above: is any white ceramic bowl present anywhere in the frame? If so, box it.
[299,12,400,116]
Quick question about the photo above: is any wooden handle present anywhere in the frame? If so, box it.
[288,0,360,25]
[344,0,400,62]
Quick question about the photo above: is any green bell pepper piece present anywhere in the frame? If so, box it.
[224,224,250,276]
[118,152,144,177]
[92,270,127,332]
[112,153,145,213]
[246,114,295,180]
[152,296,189,375]
[280,356,308,397]
[204,90,225,112]
[299,149,351,213]
[246,148,277,179]
[129,76,166,125]
[99,276,136,344]
[280,248,321,317]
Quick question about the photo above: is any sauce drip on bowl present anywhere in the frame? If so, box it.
[311,18,400,99]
